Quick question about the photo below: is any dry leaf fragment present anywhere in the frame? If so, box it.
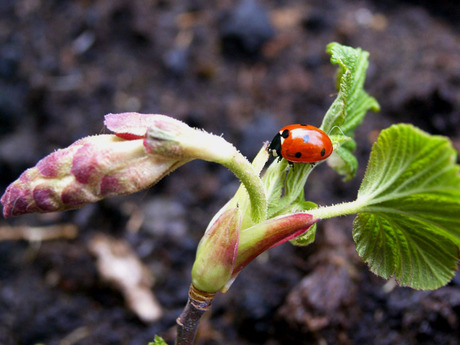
[88,233,163,322]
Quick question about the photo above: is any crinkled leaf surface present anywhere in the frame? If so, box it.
[321,42,380,180]
[354,124,460,290]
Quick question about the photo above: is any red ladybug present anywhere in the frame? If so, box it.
[268,124,333,163]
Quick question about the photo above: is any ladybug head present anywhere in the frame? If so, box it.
[268,131,282,159]
[269,129,290,160]
[268,131,289,159]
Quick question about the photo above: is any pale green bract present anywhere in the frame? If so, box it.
[321,42,380,181]
[353,124,460,290]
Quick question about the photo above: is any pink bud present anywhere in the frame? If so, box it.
[1,135,182,218]
[191,207,241,292]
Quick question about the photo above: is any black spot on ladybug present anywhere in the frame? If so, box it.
[300,123,308,127]
[321,148,326,156]
[281,129,290,138]
[295,152,302,158]
[302,134,310,143]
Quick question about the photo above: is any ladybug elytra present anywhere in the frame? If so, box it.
[268,124,333,163]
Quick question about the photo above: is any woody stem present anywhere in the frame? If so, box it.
[175,285,215,345]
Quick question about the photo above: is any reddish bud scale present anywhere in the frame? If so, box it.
[232,213,317,280]
[192,207,241,292]
[104,112,164,140]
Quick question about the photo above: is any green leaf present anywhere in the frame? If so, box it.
[290,223,317,246]
[289,200,317,246]
[321,42,380,180]
[148,335,168,345]
[354,124,460,290]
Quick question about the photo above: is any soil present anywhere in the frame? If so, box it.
[1,0,460,344]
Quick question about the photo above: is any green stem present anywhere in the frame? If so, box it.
[309,199,365,219]
[222,152,267,223]
[146,120,268,224]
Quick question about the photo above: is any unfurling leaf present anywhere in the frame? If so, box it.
[321,42,380,180]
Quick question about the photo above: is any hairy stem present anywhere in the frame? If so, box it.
[309,199,366,220]
[146,123,267,224]
[221,151,267,223]
[175,285,215,345]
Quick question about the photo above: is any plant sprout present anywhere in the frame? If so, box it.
[2,43,459,345]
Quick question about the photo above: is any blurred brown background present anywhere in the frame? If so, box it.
[1,1,459,344]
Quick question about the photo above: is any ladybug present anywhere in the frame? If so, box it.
[268,124,333,163]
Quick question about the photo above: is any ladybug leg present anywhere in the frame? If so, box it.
[284,161,294,178]
[310,163,316,168]
[283,165,290,191]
